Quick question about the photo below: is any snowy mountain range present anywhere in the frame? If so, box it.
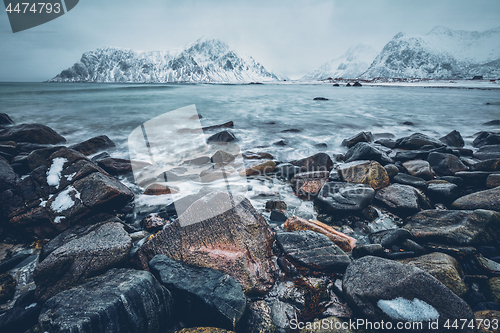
[301,44,379,80]
[362,26,500,79]
[49,38,283,83]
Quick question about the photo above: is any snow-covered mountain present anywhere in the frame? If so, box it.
[362,26,500,79]
[302,44,379,80]
[49,38,282,83]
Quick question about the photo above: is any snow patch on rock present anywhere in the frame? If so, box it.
[50,186,81,213]
[47,158,67,189]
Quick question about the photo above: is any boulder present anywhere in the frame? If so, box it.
[427,152,467,176]
[426,180,460,205]
[487,174,500,188]
[39,268,173,333]
[144,183,178,195]
[455,171,491,189]
[399,252,467,296]
[33,221,132,301]
[202,121,234,132]
[244,300,275,333]
[403,159,435,180]
[97,157,134,175]
[344,142,393,165]
[290,171,329,200]
[265,200,287,212]
[338,160,389,190]
[475,145,500,160]
[395,133,445,150]
[69,135,115,156]
[343,256,474,331]
[150,255,246,329]
[384,164,399,177]
[375,184,428,215]
[212,150,235,164]
[133,192,276,295]
[0,113,13,125]
[394,150,430,162]
[140,213,167,232]
[451,186,500,211]
[341,131,373,148]
[291,153,333,172]
[376,138,397,149]
[404,209,500,246]
[473,132,500,148]
[283,216,356,252]
[439,130,464,148]
[314,181,375,214]
[0,290,42,333]
[0,124,66,144]
[392,173,427,189]
[275,163,301,179]
[240,160,276,176]
[470,159,500,172]
[0,156,18,192]
[207,130,236,143]
[276,230,351,272]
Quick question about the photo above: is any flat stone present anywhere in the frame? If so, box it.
[404,209,500,246]
[212,150,235,164]
[314,181,375,213]
[352,244,385,259]
[375,184,427,215]
[96,157,135,175]
[455,171,492,188]
[451,186,500,211]
[475,145,500,160]
[426,180,461,205]
[33,221,132,301]
[403,159,435,180]
[38,268,173,333]
[133,192,276,295]
[69,135,115,156]
[276,230,351,272]
[393,150,430,162]
[150,255,246,329]
[344,142,393,165]
[283,216,356,252]
[338,160,389,190]
[0,124,66,145]
[470,159,500,172]
[291,152,333,172]
[399,252,468,296]
[291,171,329,200]
[427,152,468,176]
[439,130,464,148]
[392,173,427,189]
[240,160,276,176]
[395,133,445,150]
[144,183,178,195]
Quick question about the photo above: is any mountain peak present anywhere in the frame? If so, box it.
[427,25,454,36]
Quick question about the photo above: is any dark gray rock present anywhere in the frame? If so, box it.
[402,160,435,180]
[275,163,301,179]
[69,135,115,156]
[375,184,428,216]
[426,181,460,205]
[342,131,373,148]
[473,131,500,148]
[291,152,333,172]
[265,200,287,212]
[97,157,134,175]
[474,144,500,160]
[270,210,287,222]
[395,133,445,150]
[427,152,468,176]
[276,230,351,272]
[0,290,42,333]
[313,97,328,100]
[352,244,385,259]
[470,158,500,171]
[0,156,18,192]
[451,186,500,211]
[0,113,14,125]
[393,150,430,162]
[404,209,500,246]
[26,146,65,172]
[39,268,173,333]
[149,254,246,329]
[483,120,500,126]
[439,130,464,148]
[314,182,375,214]
[0,124,66,144]
[455,171,492,188]
[379,228,413,248]
[273,139,288,146]
[343,256,474,332]
[384,164,399,177]
[207,130,236,143]
[33,221,132,301]
[393,173,427,189]
[290,171,329,199]
[375,138,397,149]
[487,174,500,188]
[345,142,393,165]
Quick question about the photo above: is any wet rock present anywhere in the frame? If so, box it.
[353,81,362,87]
[273,139,288,146]
[0,113,13,125]
[487,174,500,188]
[150,254,246,329]
[291,171,329,199]
[240,160,276,176]
[473,132,500,148]
[283,216,356,252]
[275,163,301,179]
[207,130,237,143]
[395,133,445,150]
[242,151,273,160]
[39,268,173,333]
[144,183,178,195]
[0,290,42,333]
[343,256,474,331]
[427,152,468,176]
[276,230,351,272]
[384,164,399,177]
[26,146,65,172]
[314,181,375,214]
[33,221,132,301]
[69,135,115,156]
[451,186,500,211]
[338,160,389,190]
[393,150,430,162]
[291,153,333,172]
[426,180,460,204]
[341,131,373,148]
[270,299,296,330]
[376,138,397,149]
[270,210,287,222]
[403,159,435,180]
[475,145,500,160]
[471,159,500,172]
[404,209,500,246]
[439,130,464,148]
[393,173,427,189]
[345,142,393,165]
[399,252,468,296]
[211,150,235,164]
[133,192,276,295]
[455,171,491,189]
[313,97,328,100]
[96,157,135,175]
[244,300,275,333]
[375,184,427,216]
[202,120,234,132]
[0,156,18,192]
[141,213,167,232]
[378,229,412,249]
[0,124,66,144]
[0,273,16,303]
[265,200,287,212]
[352,244,385,259]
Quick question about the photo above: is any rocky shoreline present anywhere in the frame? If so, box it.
[0,110,500,333]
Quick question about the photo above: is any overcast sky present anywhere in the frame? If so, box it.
[1,0,499,81]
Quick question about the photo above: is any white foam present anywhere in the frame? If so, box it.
[50,186,80,213]
[377,297,439,322]
[47,158,67,189]
[54,216,65,224]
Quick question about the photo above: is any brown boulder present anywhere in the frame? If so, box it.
[451,186,500,211]
[239,160,276,176]
[144,183,178,195]
[338,160,389,190]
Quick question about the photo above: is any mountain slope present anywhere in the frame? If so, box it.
[302,44,379,80]
[362,26,500,79]
[49,39,282,83]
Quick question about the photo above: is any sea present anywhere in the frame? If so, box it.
[1,82,500,231]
